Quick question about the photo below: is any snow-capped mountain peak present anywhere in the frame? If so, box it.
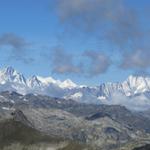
[0,66,26,85]
[60,79,77,89]
[3,66,16,75]
[36,76,57,85]
[27,75,42,88]
[123,75,150,95]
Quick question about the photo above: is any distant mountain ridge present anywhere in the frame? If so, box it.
[0,66,150,110]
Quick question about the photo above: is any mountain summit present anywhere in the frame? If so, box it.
[0,66,26,85]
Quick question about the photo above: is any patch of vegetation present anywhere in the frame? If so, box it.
[0,119,62,147]
[0,119,89,150]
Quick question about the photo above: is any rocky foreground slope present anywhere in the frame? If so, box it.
[0,118,87,150]
[0,91,150,150]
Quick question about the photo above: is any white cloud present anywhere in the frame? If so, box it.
[101,92,150,111]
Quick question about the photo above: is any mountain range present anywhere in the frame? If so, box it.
[0,67,150,149]
[0,91,150,150]
[0,66,150,110]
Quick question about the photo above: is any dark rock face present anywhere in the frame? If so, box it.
[11,109,33,127]
[133,144,150,150]
[104,127,120,140]
[104,127,129,141]
[85,112,111,120]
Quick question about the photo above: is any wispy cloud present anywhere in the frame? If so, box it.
[55,0,142,45]
[0,33,34,64]
[101,92,150,111]
[54,0,150,72]
[49,46,111,76]
[51,46,83,74]
[121,49,150,70]
[0,33,29,49]
[83,50,111,76]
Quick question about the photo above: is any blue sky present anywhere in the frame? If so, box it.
[0,0,150,85]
